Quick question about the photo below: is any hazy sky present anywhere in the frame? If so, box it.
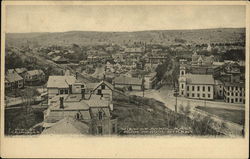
[5,5,246,33]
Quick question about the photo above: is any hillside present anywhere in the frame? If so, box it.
[6,28,245,47]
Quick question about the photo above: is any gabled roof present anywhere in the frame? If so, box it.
[42,117,89,135]
[114,76,142,85]
[47,76,76,88]
[5,71,23,82]
[52,56,68,62]
[26,70,44,76]
[186,74,214,85]
[15,68,27,74]
[92,80,114,91]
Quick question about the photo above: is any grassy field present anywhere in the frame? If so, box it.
[113,94,223,136]
[5,107,46,135]
[196,106,245,125]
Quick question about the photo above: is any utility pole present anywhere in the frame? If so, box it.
[142,75,145,97]
[174,83,178,113]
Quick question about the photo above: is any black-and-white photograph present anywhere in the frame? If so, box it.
[2,4,247,137]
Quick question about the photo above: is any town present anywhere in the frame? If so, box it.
[4,28,245,136]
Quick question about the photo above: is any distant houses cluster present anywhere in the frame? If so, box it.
[5,68,45,90]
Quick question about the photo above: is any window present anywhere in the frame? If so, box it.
[235,86,238,90]
[65,89,68,94]
[203,94,205,98]
[192,86,195,91]
[240,93,242,96]
[81,85,84,88]
[192,93,195,97]
[231,99,234,103]
[97,89,102,95]
[187,86,189,91]
[235,93,238,96]
[60,90,64,94]
[239,98,242,102]
[97,126,103,134]
[208,86,210,92]
[227,98,229,103]
[235,98,238,102]
[228,92,230,96]
[98,111,103,120]
[197,94,200,98]
[231,92,234,96]
[208,94,210,98]
[187,93,189,97]
[101,84,105,89]
[181,91,184,95]
[76,113,80,119]
[197,86,200,91]
[181,84,184,89]
[203,86,205,91]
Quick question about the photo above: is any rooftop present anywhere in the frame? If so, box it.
[42,117,89,135]
[26,69,44,76]
[5,71,23,82]
[47,75,76,88]
[186,74,214,85]
[114,76,142,85]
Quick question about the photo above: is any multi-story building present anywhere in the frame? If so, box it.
[5,71,24,90]
[113,75,143,91]
[178,66,215,100]
[43,77,117,135]
[24,69,45,85]
[223,82,245,104]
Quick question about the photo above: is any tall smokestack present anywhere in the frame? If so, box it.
[60,97,64,109]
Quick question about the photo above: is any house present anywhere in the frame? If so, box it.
[178,66,215,100]
[148,54,168,64]
[52,56,68,64]
[24,70,45,85]
[15,68,27,78]
[47,75,77,103]
[42,117,90,135]
[223,82,245,104]
[144,72,157,89]
[191,52,214,66]
[5,71,24,90]
[43,91,117,135]
[91,80,114,110]
[113,76,143,91]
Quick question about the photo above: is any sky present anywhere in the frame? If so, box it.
[5,5,246,33]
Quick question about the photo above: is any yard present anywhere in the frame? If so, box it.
[196,106,245,125]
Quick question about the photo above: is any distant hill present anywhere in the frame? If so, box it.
[6,28,245,47]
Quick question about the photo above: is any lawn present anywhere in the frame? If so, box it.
[196,106,245,125]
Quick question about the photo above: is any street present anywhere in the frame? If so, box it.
[129,86,245,136]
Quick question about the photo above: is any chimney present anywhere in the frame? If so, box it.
[81,88,85,99]
[59,97,64,109]
[75,72,78,80]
